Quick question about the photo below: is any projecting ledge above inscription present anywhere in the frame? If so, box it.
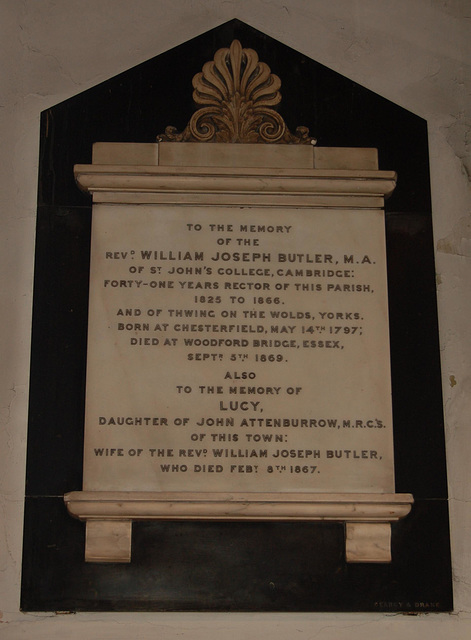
[75,142,397,209]
[67,40,413,564]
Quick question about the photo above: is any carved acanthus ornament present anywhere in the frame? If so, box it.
[158,40,315,145]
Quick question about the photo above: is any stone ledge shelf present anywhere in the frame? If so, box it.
[73,142,396,209]
[74,165,397,209]
[64,491,413,564]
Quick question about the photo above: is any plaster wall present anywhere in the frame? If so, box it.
[0,0,470,637]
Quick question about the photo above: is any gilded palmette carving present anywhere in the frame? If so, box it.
[158,40,316,144]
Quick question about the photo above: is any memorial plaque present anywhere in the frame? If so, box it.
[65,41,412,565]
[22,24,452,612]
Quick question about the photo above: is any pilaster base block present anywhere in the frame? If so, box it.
[345,522,392,563]
[85,519,132,563]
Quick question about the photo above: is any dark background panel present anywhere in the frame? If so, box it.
[23,19,451,611]
[386,212,447,497]
[26,206,90,494]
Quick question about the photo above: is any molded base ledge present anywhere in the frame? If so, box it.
[65,491,413,563]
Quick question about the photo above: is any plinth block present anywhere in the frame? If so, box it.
[85,520,132,563]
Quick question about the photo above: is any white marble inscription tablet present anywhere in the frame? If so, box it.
[83,205,395,495]
[66,139,413,563]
